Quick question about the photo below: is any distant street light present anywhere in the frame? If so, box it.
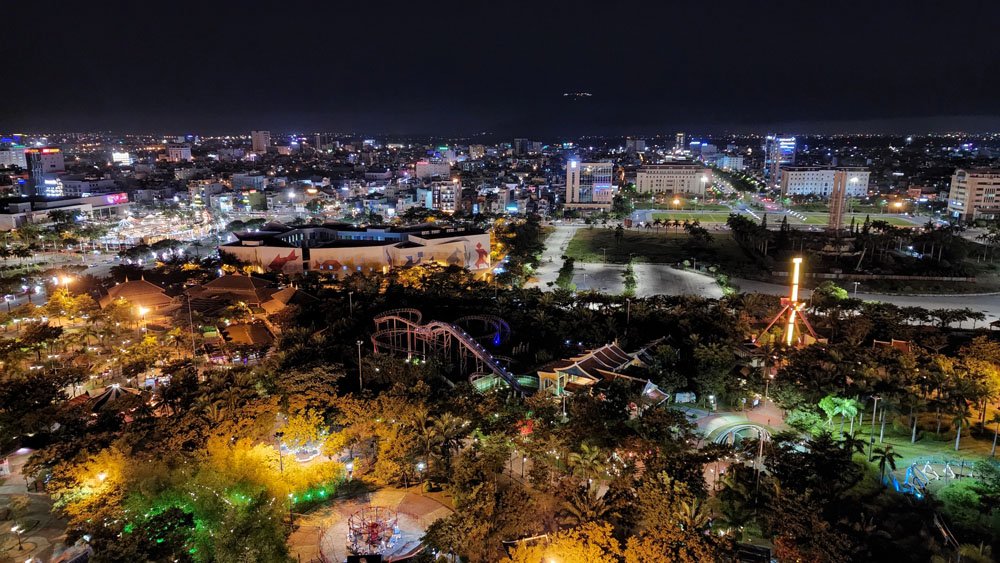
[11,524,22,550]
[868,396,881,461]
[137,306,149,332]
[274,431,285,474]
[356,340,364,391]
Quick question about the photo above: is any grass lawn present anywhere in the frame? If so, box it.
[564,227,763,274]
[788,213,918,227]
[648,202,730,211]
[650,211,734,223]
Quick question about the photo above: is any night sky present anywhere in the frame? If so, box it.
[7,0,1000,136]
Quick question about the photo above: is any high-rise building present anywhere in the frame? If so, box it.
[947,168,1000,222]
[430,180,459,214]
[251,130,271,153]
[828,169,861,231]
[674,132,686,151]
[565,161,615,210]
[23,147,66,197]
[0,143,27,169]
[166,144,192,162]
[764,135,796,187]
[625,138,646,154]
[636,163,712,195]
[25,147,65,177]
[111,152,132,166]
[715,155,745,171]
[513,138,529,156]
[779,166,869,198]
[414,160,451,179]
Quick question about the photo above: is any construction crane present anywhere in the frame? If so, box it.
[755,257,820,347]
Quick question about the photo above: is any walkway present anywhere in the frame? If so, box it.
[288,488,453,563]
[0,448,70,561]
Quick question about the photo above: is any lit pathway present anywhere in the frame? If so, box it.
[0,448,70,561]
[288,488,453,563]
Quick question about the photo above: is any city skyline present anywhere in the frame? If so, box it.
[6,1,1000,135]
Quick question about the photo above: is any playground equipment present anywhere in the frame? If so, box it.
[714,424,772,448]
[372,309,524,394]
[346,506,399,556]
[754,257,821,347]
[897,462,931,498]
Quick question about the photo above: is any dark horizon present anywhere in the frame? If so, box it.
[7,1,1000,136]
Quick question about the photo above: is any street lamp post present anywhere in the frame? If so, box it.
[852,281,860,296]
[11,524,23,550]
[275,431,285,474]
[868,396,881,461]
[356,340,364,391]
[137,306,149,333]
[348,291,354,316]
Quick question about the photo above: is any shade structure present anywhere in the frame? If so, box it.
[90,384,143,412]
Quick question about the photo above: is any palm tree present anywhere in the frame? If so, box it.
[990,412,1000,457]
[841,433,867,458]
[871,444,901,487]
[560,485,614,526]
[431,413,467,471]
[567,443,606,484]
[953,407,972,451]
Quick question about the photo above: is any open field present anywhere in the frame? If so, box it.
[564,228,762,275]
[650,212,734,223]
[647,202,730,211]
[793,213,917,227]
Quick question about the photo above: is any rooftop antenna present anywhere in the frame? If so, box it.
[754,257,819,347]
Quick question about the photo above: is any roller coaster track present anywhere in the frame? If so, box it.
[372,310,524,394]
[454,315,511,346]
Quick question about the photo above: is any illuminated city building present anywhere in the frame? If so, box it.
[947,168,1000,222]
[565,160,615,211]
[779,166,869,198]
[636,162,712,196]
[166,143,192,162]
[763,135,796,187]
[219,223,491,275]
[251,130,271,153]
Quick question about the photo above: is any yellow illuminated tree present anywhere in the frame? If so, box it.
[500,522,621,563]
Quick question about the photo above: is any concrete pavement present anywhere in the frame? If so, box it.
[733,277,1000,326]
[0,448,69,561]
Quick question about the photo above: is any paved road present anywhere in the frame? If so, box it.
[532,226,997,320]
[530,225,580,288]
[634,263,723,298]
[734,277,1000,325]
[530,226,724,298]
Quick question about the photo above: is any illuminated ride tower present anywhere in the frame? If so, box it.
[754,257,820,347]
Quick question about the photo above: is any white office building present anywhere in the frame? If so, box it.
[779,166,869,198]
[636,163,712,195]
[111,152,132,166]
[251,130,271,153]
[166,144,192,162]
[414,160,451,180]
[565,161,615,210]
[57,176,119,197]
[948,168,1000,222]
[715,155,745,171]
[0,145,27,169]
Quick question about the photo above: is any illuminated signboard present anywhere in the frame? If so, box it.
[104,193,129,205]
